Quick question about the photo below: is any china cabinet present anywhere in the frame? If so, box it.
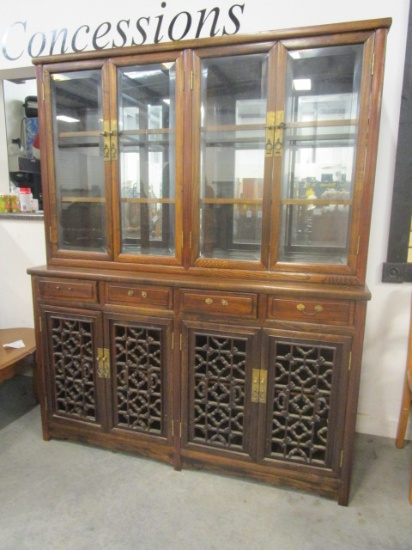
[28,18,390,505]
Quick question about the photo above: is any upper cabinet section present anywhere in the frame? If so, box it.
[35,19,390,284]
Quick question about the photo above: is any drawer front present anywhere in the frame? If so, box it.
[38,278,97,302]
[268,297,354,325]
[105,283,172,310]
[181,289,258,319]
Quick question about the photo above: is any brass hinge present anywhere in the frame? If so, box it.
[190,71,194,90]
[110,119,118,161]
[371,53,375,76]
[356,236,360,255]
[189,232,192,249]
[265,111,285,158]
[181,231,184,248]
[340,450,344,468]
[180,422,182,437]
[348,352,352,372]
[180,334,183,351]
[171,333,175,351]
[38,315,42,333]
[251,368,267,404]
[102,120,111,162]
[97,347,110,379]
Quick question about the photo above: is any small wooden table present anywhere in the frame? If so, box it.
[0,328,37,399]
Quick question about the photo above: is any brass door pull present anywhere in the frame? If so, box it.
[296,303,323,315]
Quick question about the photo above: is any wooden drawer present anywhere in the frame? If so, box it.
[38,278,97,303]
[105,283,172,310]
[181,289,258,319]
[268,297,354,325]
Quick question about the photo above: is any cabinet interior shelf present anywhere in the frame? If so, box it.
[281,199,352,206]
[121,198,175,204]
[200,198,262,205]
[61,196,105,203]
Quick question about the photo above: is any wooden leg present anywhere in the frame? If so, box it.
[395,370,411,449]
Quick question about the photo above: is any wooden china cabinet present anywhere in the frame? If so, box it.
[28,18,390,505]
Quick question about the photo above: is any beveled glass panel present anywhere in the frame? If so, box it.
[51,70,106,252]
[278,45,363,264]
[118,63,176,256]
[199,54,268,261]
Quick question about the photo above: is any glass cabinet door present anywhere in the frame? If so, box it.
[50,69,107,253]
[116,61,177,258]
[196,52,269,263]
[276,44,363,265]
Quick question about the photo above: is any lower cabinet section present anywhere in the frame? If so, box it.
[32,273,365,505]
[180,322,351,500]
[41,306,174,464]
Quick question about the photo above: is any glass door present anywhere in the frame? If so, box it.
[114,54,183,263]
[48,66,109,254]
[274,44,364,267]
[193,49,272,267]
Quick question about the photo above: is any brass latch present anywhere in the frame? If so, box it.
[97,347,110,379]
[251,368,267,404]
[265,111,285,158]
[101,120,118,161]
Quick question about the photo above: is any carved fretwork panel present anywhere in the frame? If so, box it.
[47,314,98,422]
[265,337,343,468]
[186,328,255,454]
[110,322,165,436]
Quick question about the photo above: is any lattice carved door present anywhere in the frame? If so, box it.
[105,315,173,441]
[42,308,105,428]
[258,330,351,472]
[182,322,260,460]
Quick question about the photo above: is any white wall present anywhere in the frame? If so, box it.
[0,218,46,329]
[0,0,410,440]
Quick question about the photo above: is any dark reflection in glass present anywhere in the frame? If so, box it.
[279,45,363,265]
[51,70,106,252]
[199,54,268,261]
[118,63,176,256]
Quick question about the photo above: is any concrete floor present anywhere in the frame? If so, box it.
[0,375,411,550]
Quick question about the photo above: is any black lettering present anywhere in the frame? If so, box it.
[133,17,149,46]
[28,31,47,58]
[112,19,130,48]
[49,28,68,55]
[223,4,245,35]
[154,1,167,44]
[2,21,26,61]
[71,25,90,53]
[168,11,192,41]
[196,8,220,38]
[92,21,111,50]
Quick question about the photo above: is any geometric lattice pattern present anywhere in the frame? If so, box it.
[113,323,163,435]
[50,316,96,421]
[268,341,336,467]
[190,333,247,450]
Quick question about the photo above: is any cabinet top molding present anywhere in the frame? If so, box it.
[32,17,392,65]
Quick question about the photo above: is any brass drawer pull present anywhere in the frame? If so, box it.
[141,291,147,298]
[221,299,228,306]
[296,303,324,315]
[128,290,134,296]
[205,298,213,305]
